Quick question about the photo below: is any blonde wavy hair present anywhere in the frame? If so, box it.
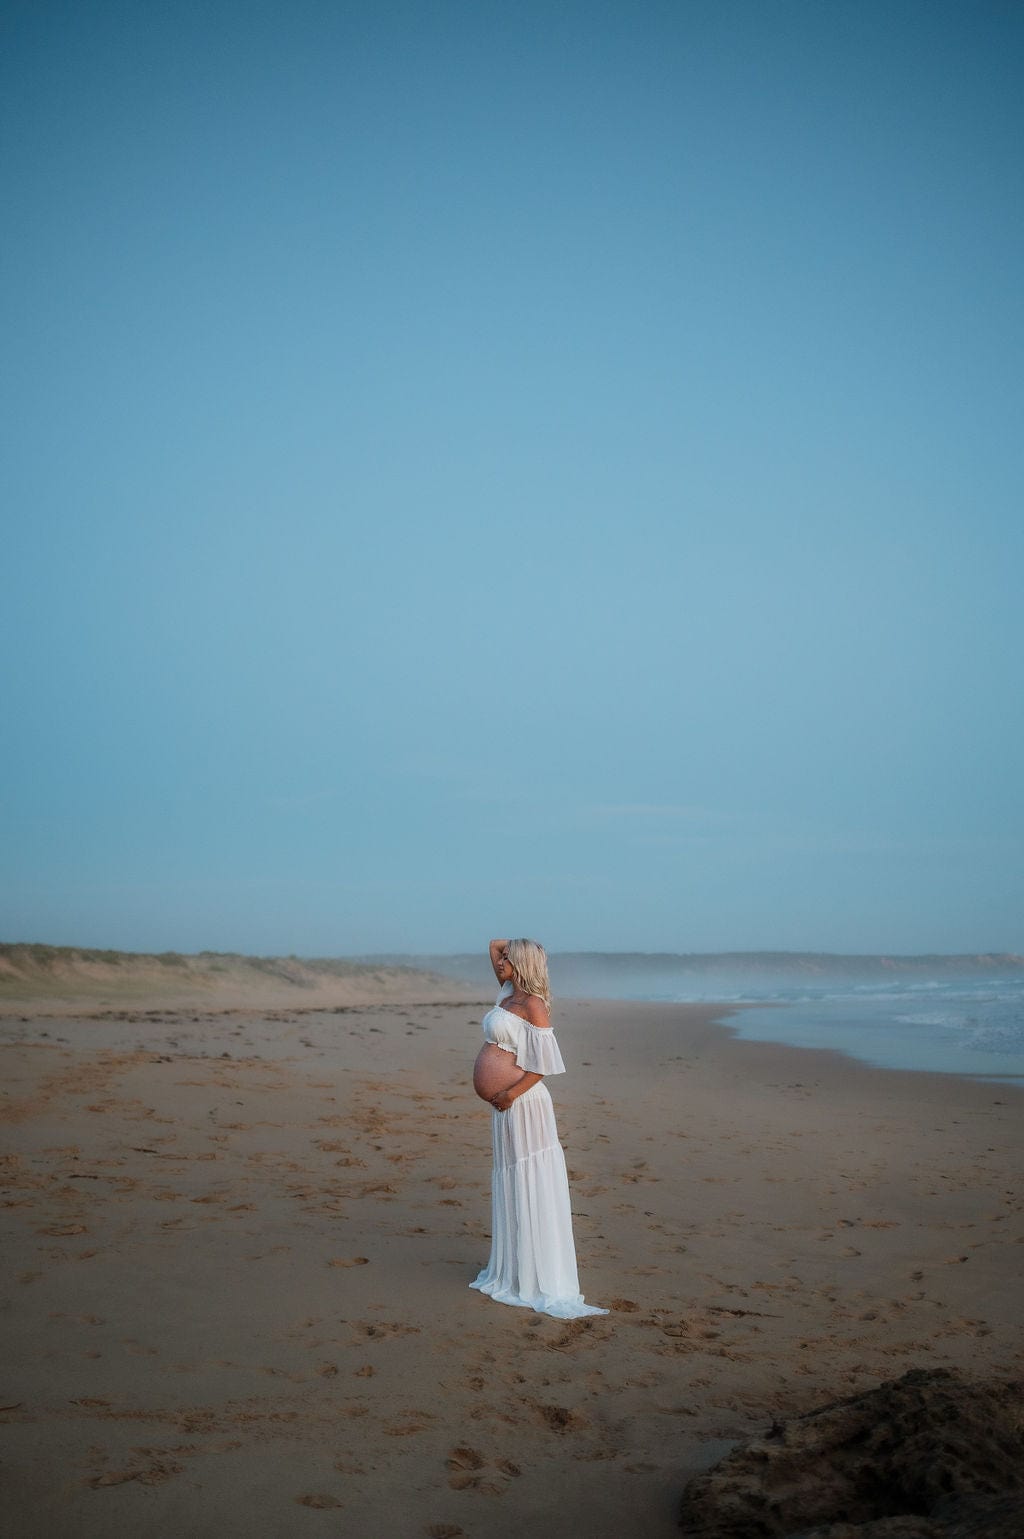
[506,938,551,1011]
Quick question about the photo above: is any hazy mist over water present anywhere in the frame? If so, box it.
[410,952,1024,1084]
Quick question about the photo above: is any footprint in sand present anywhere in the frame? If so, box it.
[446,1446,511,1495]
[88,1461,183,1487]
[447,1447,484,1472]
[448,1463,481,1487]
[546,1319,607,1353]
[355,1321,420,1340]
[535,1404,583,1431]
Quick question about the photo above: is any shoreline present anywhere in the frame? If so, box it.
[7,988,1021,1096]
[673,998,1024,1097]
[709,991,1024,1089]
[2,995,1021,1537]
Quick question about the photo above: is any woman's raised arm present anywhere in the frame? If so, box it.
[489,938,509,983]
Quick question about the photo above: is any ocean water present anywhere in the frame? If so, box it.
[645,978,1024,1084]
[404,953,1024,1086]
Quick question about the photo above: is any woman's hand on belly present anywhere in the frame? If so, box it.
[490,1071,543,1112]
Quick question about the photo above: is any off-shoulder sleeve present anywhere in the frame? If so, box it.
[514,1025,566,1075]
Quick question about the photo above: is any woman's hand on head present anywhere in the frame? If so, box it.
[489,938,511,983]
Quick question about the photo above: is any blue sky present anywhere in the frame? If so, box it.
[2,0,1022,956]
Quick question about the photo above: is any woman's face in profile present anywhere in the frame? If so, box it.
[496,948,515,984]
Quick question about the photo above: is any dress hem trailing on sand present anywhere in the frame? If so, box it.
[469,987,608,1321]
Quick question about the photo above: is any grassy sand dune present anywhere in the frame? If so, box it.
[0,944,479,1015]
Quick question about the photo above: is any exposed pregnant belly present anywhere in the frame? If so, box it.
[473,1043,524,1102]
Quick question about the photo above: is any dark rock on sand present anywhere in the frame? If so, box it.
[793,1494,1024,1536]
[678,1368,1024,1538]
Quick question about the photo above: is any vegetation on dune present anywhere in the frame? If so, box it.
[0,942,469,1004]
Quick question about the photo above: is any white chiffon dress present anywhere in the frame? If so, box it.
[469,982,607,1320]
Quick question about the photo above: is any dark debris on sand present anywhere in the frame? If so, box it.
[678,1367,1024,1538]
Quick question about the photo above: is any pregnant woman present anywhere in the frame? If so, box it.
[470,937,607,1319]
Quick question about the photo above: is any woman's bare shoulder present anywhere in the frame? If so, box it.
[523,995,552,1029]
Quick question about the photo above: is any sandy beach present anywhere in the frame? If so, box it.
[2,986,1021,1537]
